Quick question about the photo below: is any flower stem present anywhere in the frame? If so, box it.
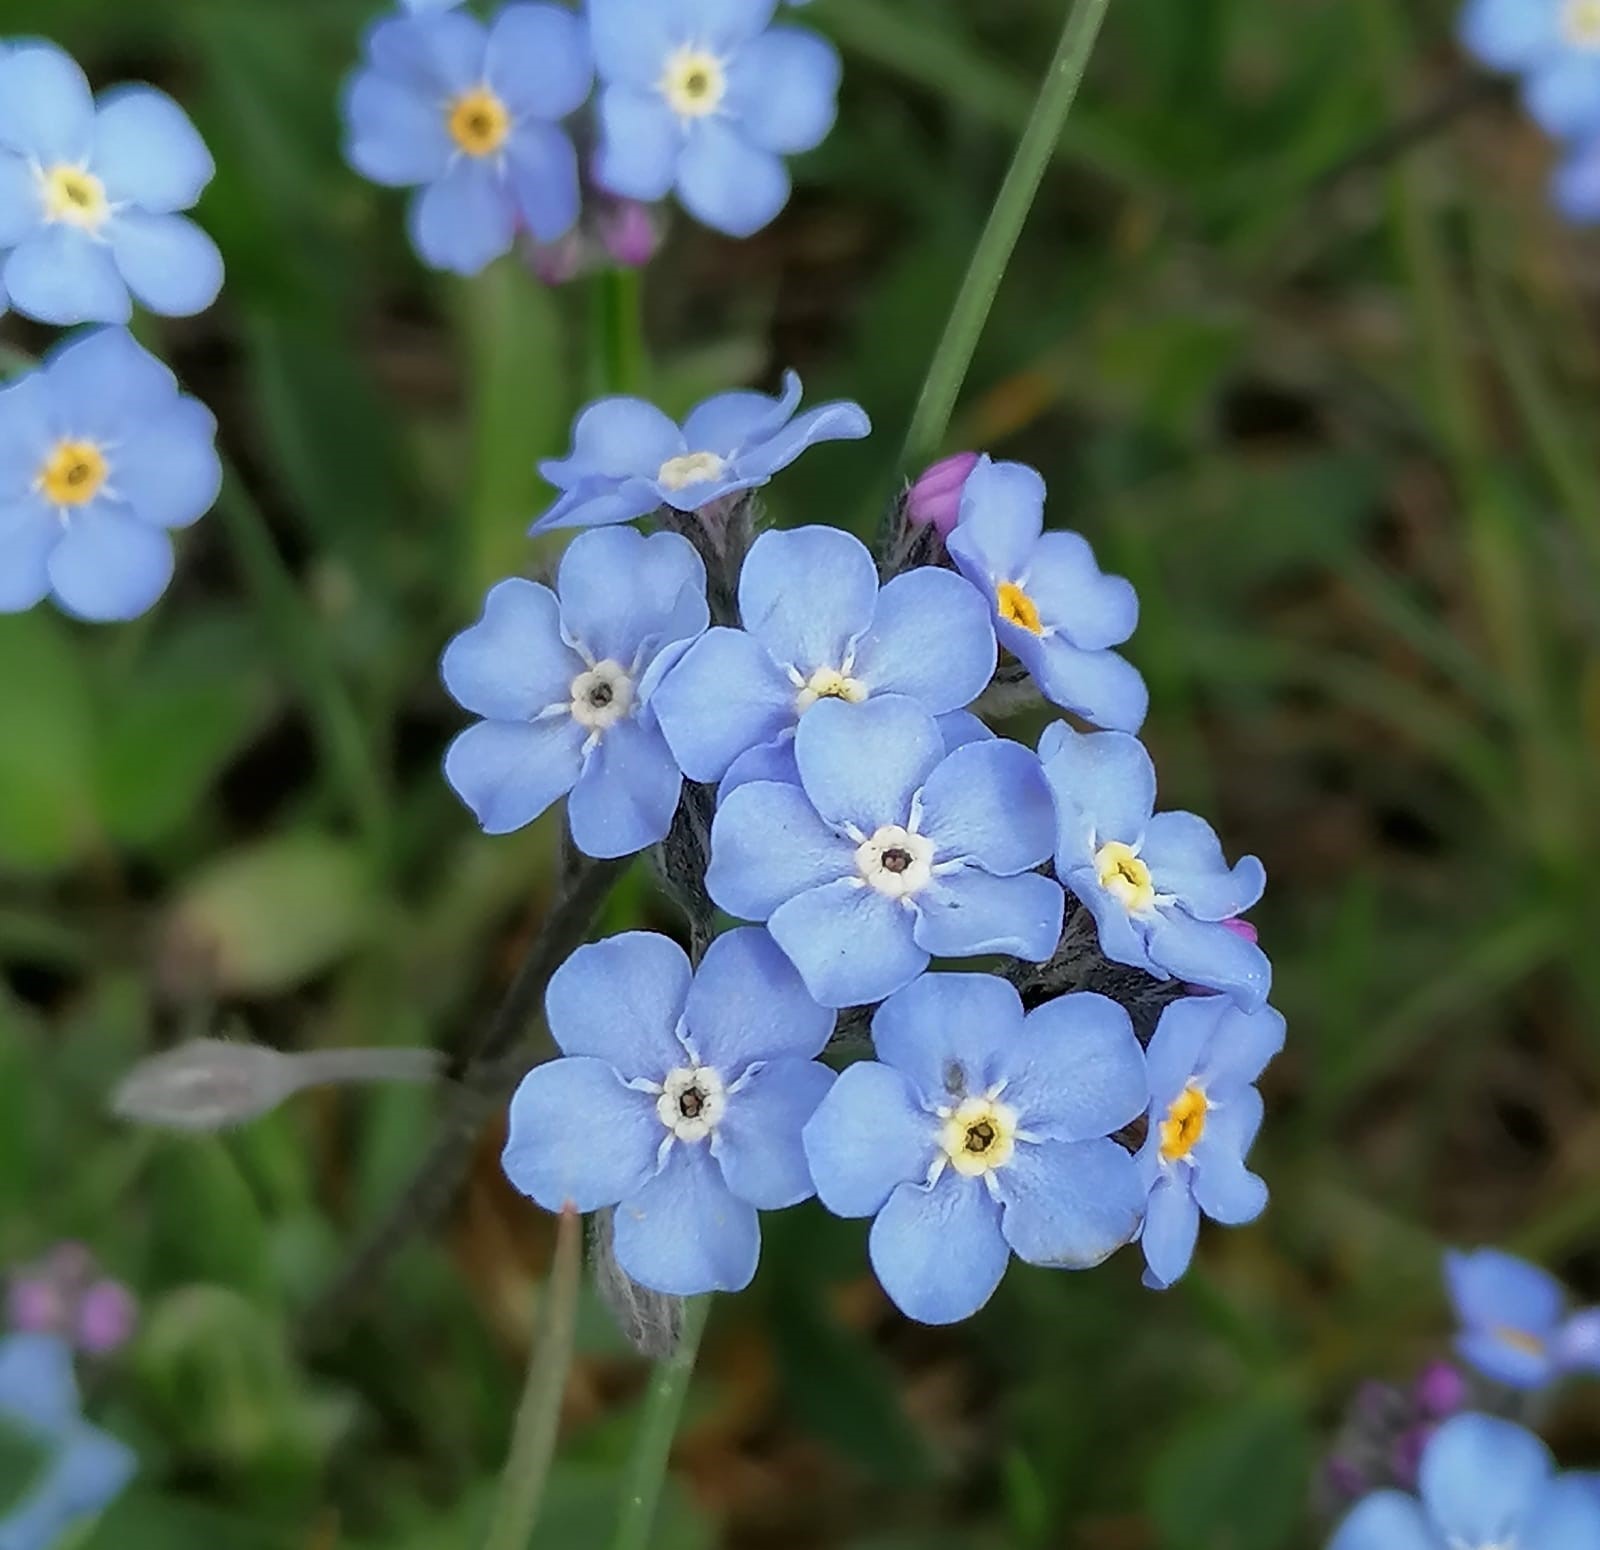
[591,267,647,398]
[898,0,1115,475]
[609,1294,712,1550]
[482,1208,583,1550]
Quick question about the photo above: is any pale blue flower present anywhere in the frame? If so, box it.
[1460,0,1600,137]
[1553,134,1600,222]
[1445,1247,1600,1389]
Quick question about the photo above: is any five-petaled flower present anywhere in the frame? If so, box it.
[1444,1246,1600,1390]
[343,4,592,275]
[802,974,1148,1324]
[1460,0,1600,137]
[442,527,709,858]
[707,695,1064,1008]
[590,0,841,237]
[1040,722,1271,1010]
[654,524,996,792]
[0,328,221,622]
[1136,995,1285,1289]
[502,929,834,1295]
[530,372,869,533]
[947,455,1147,733]
[0,43,222,326]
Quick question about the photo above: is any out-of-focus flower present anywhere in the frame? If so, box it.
[1552,134,1600,221]
[1460,0,1600,137]
[1445,1247,1600,1389]
[6,1246,136,1358]
[905,451,979,538]
[502,929,833,1295]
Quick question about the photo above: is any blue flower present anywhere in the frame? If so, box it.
[1445,1247,1600,1389]
[654,525,996,790]
[707,696,1063,1008]
[590,0,841,237]
[1135,995,1284,1289]
[802,974,1147,1324]
[343,4,592,275]
[443,527,708,857]
[946,456,1146,732]
[503,928,834,1295]
[1460,0,1600,136]
[0,1333,135,1550]
[0,44,221,326]
[531,372,869,533]
[1553,135,1600,222]
[0,329,221,622]
[1329,1411,1600,1550]
[1040,723,1271,1010]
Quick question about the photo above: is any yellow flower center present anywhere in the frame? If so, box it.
[1494,1326,1547,1358]
[796,665,868,712]
[996,580,1043,635]
[939,1095,1018,1178]
[1564,0,1600,46]
[41,165,109,231]
[1095,840,1155,914]
[39,440,109,508]
[656,451,728,491]
[1159,1086,1209,1163]
[661,48,726,118]
[447,88,512,157]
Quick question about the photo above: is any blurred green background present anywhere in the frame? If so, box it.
[2,0,1599,1543]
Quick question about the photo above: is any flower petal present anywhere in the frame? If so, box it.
[803,1060,939,1218]
[1526,53,1600,139]
[684,926,832,1069]
[109,395,221,530]
[4,228,130,326]
[1039,724,1156,862]
[108,212,224,318]
[725,27,840,153]
[613,1143,761,1295]
[713,1057,833,1208]
[343,70,453,187]
[557,526,708,667]
[719,736,801,796]
[368,11,489,94]
[728,399,870,482]
[1328,1492,1437,1550]
[1140,810,1266,921]
[1007,992,1147,1140]
[1191,1147,1268,1227]
[680,372,800,453]
[1140,1173,1199,1288]
[677,120,790,237]
[652,625,796,782]
[595,85,682,201]
[47,504,174,622]
[588,0,681,89]
[1419,1413,1552,1545]
[706,779,855,920]
[43,327,175,438]
[540,394,683,487]
[443,716,585,834]
[0,46,95,163]
[1145,996,1224,1107]
[1021,530,1138,651]
[545,931,692,1079]
[947,456,1045,583]
[406,158,514,276]
[442,577,583,721]
[1457,0,1559,69]
[737,524,878,673]
[870,972,1021,1101]
[794,694,943,833]
[91,87,214,211]
[678,0,780,49]
[869,1171,1009,1325]
[1145,910,1272,1011]
[566,716,683,858]
[0,499,59,613]
[485,3,593,120]
[505,121,581,242]
[0,151,41,249]
[1010,632,1148,732]
[997,1137,1144,1269]
[1445,1248,1566,1341]
[916,738,1054,874]
[768,877,926,1009]
[1521,1475,1600,1550]
[911,868,1063,963]
[851,567,996,712]
[0,1332,79,1434]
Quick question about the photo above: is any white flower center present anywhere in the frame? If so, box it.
[569,660,634,731]
[855,824,934,900]
[936,1094,1019,1179]
[660,47,727,118]
[656,1065,726,1142]
[1565,0,1600,46]
[40,164,108,231]
[656,451,727,491]
[794,665,868,712]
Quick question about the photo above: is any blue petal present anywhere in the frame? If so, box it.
[946,456,1045,582]
[768,877,926,1008]
[1327,1492,1437,1550]
[531,476,664,534]
[109,212,224,317]
[1022,530,1138,650]
[802,1060,939,1218]
[652,626,795,782]
[850,567,996,711]
[52,1425,135,1519]
[681,371,800,453]
[1196,1001,1287,1092]
[407,159,515,276]
[677,120,790,237]
[110,395,220,530]
[442,578,582,720]
[870,971,1020,1102]
[1457,0,1560,68]
[729,399,870,482]
[916,738,1054,874]
[485,3,593,120]
[0,1333,78,1435]
[996,1137,1144,1269]
[705,779,854,919]
[1068,869,1159,973]
[1144,910,1273,1010]
[505,122,582,243]
[725,27,840,153]
[794,694,943,832]
[443,716,585,834]
[1009,631,1148,732]
[44,327,176,440]
[719,736,800,796]
[344,71,452,187]
[1521,1476,1600,1549]
[1008,992,1148,1141]
[1140,810,1266,920]
[1552,138,1600,224]
[1445,1248,1566,1341]
[540,395,683,486]
[588,0,680,89]
[555,526,708,667]
[1191,1149,1267,1227]
[911,868,1063,962]
[1144,995,1223,1107]
[1456,1329,1558,1390]
[1419,1413,1552,1545]
[503,1056,663,1211]
[737,524,878,672]
[545,931,692,1078]
[613,1143,760,1295]
[0,374,53,504]
[1556,1308,1600,1374]
[1141,1173,1199,1288]
[0,46,95,163]
[1526,52,1600,138]
[0,500,59,613]
[0,151,40,248]
[679,0,780,48]
[5,228,130,326]
[869,1171,1009,1325]
[91,87,214,211]
[368,11,489,94]
[936,709,993,752]
[566,716,683,858]
[48,505,173,622]
[683,926,832,1068]
[596,86,683,201]
[713,1057,833,1208]
[1039,725,1157,861]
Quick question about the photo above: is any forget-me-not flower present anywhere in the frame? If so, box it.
[654,525,996,791]
[0,44,221,327]
[343,4,592,275]
[1040,723,1271,1010]
[708,696,1063,1008]
[442,527,708,857]
[1136,995,1285,1289]
[531,372,869,533]
[1445,1247,1600,1389]
[503,928,833,1295]
[590,0,841,237]
[1328,1411,1600,1550]
[0,1333,135,1550]
[1460,0,1600,137]
[802,974,1148,1324]
[0,328,221,622]
[947,456,1146,732]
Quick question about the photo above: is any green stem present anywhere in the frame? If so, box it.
[609,1294,712,1550]
[591,268,647,398]
[898,0,1114,474]
[482,1209,583,1550]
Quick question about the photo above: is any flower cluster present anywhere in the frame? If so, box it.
[342,0,843,275]
[0,39,223,623]
[1445,1246,1600,1389]
[452,372,1284,1323]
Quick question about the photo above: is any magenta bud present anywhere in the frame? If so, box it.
[526,231,586,287]
[7,1277,63,1335]
[600,200,660,269]
[76,1281,138,1355]
[1323,1454,1367,1502]
[1412,1361,1469,1418]
[1390,1423,1435,1489]
[906,452,980,537]
[1219,918,1259,946]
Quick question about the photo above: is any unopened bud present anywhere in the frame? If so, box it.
[599,200,660,269]
[905,451,979,537]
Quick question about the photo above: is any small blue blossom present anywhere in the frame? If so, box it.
[1460,0,1600,137]
[531,372,869,533]
[343,5,592,275]
[1328,1411,1600,1550]
[590,0,841,237]
[708,696,1064,1008]
[0,43,221,326]
[1136,995,1285,1289]
[946,456,1146,732]
[0,1333,135,1550]
[503,928,834,1295]
[1445,1247,1600,1389]
[802,974,1147,1325]
[0,328,221,623]
[1040,723,1271,1010]
[442,527,708,858]
[654,525,996,791]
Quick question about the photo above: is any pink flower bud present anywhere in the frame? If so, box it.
[76,1280,138,1355]
[1412,1361,1468,1418]
[599,201,660,270]
[1219,918,1259,946]
[906,452,980,537]
[7,1276,64,1335]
